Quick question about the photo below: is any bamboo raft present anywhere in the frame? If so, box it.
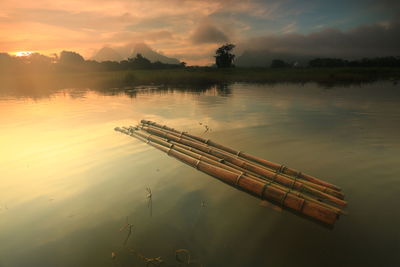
[115,120,346,226]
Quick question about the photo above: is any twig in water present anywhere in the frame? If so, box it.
[146,187,153,217]
[146,187,152,199]
[202,124,212,133]
[176,249,203,266]
[191,200,207,238]
[129,248,163,266]
[175,249,191,264]
[120,216,134,246]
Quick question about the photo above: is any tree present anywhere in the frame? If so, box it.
[308,58,348,68]
[215,44,235,68]
[128,53,152,68]
[27,53,53,66]
[59,51,85,65]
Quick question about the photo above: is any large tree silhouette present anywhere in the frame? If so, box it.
[59,51,85,65]
[215,44,235,68]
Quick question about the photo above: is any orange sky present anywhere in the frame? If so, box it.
[0,0,259,65]
[1,0,398,65]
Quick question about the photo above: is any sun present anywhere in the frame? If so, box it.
[13,51,33,57]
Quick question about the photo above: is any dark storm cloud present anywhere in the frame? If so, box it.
[191,23,229,44]
[240,19,400,58]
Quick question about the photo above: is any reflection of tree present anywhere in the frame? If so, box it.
[216,84,232,97]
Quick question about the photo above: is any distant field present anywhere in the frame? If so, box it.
[1,67,400,95]
[61,67,400,86]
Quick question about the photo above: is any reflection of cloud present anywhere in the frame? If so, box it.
[1,83,400,266]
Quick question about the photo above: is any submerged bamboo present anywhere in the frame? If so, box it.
[115,127,340,225]
[141,119,341,192]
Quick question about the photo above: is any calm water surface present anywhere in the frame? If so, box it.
[0,83,400,267]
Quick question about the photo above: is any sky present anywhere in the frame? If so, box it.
[0,0,399,65]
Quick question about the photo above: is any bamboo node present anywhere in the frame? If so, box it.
[194,160,201,169]
[280,191,290,206]
[291,176,298,189]
[299,198,305,212]
[235,173,244,185]
[278,165,287,173]
[260,182,271,199]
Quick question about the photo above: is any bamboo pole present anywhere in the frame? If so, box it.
[115,127,340,225]
[134,127,345,212]
[140,126,346,207]
[140,124,344,200]
[141,120,341,192]
[127,128,345,215]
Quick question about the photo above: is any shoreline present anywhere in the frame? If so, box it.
[1,67,399,95]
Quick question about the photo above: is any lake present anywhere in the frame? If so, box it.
[0,82,399,266]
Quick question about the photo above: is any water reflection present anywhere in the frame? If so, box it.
[0,79,232,100]
[0,82,399,266]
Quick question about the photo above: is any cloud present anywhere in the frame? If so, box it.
[3,8,135,31]
[107,30,174,43]
[239,18,400,59]
[191,22,229,44]
[1,0,399,65]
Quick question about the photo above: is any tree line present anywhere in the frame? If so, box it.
[0,51,186,73]
[1,45,400,74]
[270,57,400,68]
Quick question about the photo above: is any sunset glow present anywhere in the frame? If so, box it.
[0,0,399,65]
[1,1,400,266]
[13,51,33,57]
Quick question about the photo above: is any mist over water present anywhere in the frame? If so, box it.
[0,82,399,266]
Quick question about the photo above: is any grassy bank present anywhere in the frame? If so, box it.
[68,67,400,86]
